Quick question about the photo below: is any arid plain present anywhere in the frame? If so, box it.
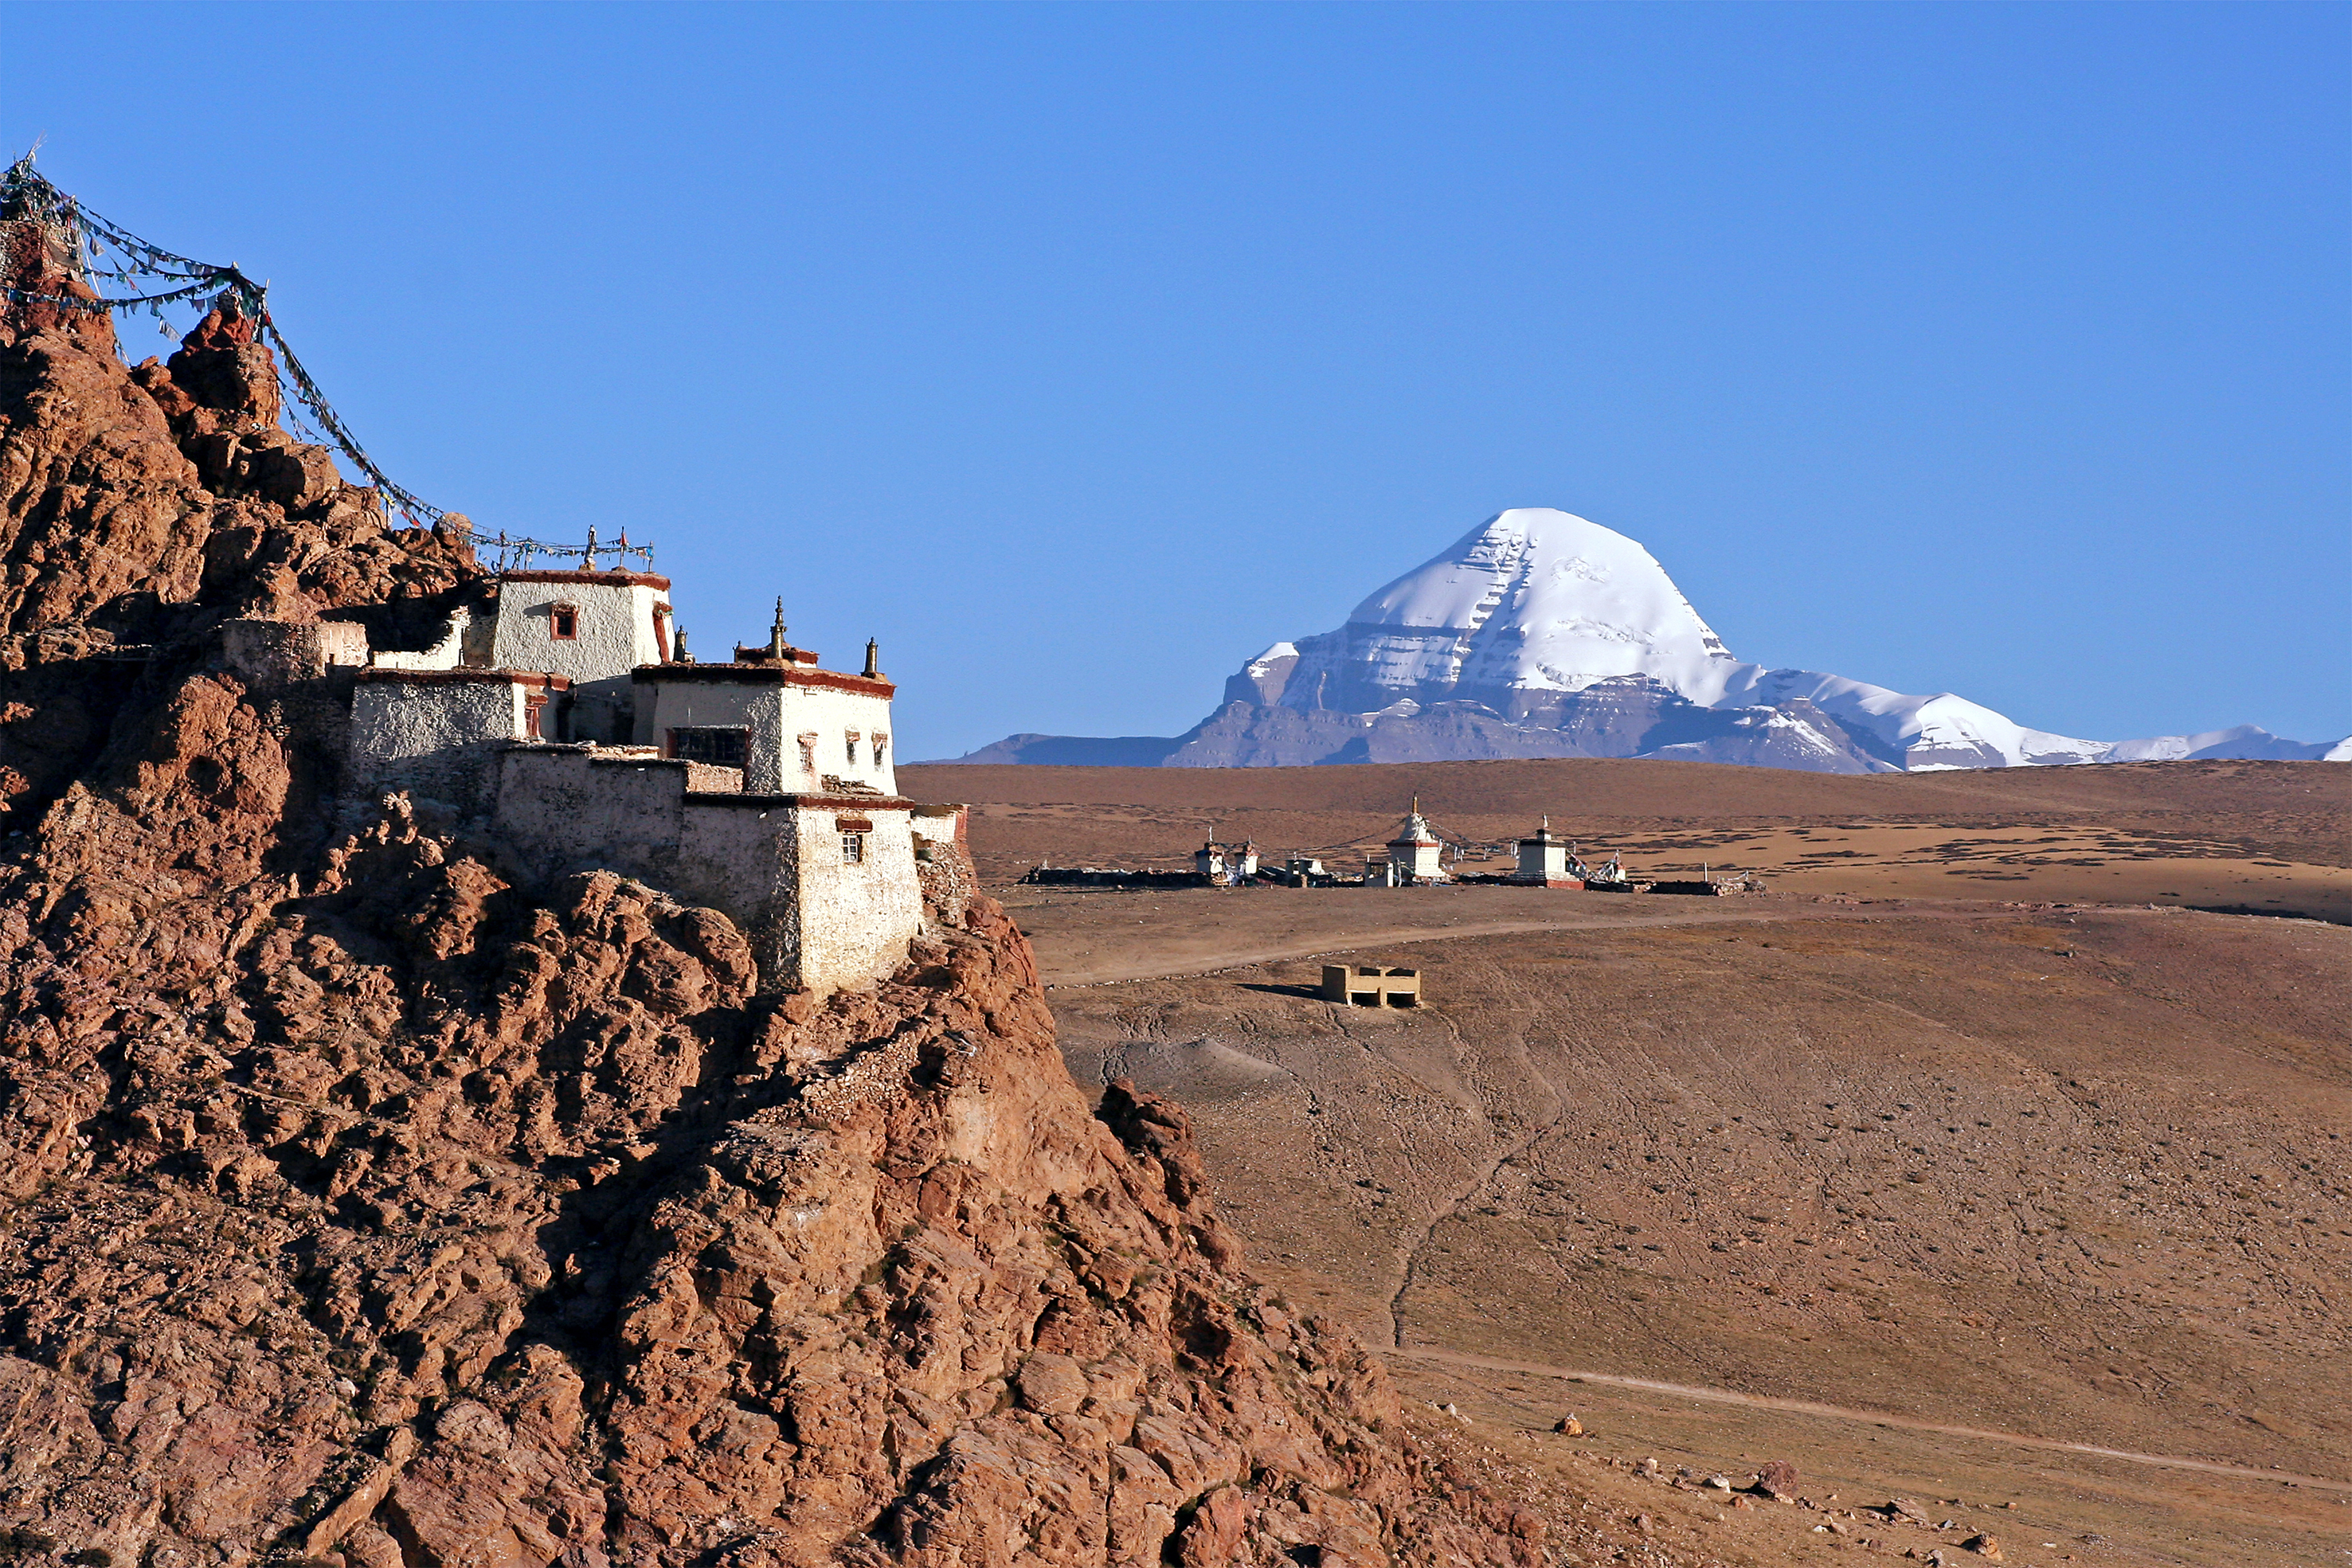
[905,758,2352,1567]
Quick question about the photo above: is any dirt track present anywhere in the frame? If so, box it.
[1391,1343,2352,1493]
[1012,886,1814,987]
[964,758,2352,1566]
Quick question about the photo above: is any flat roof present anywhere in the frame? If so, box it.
[683,792,915,811]
[358,668,572,690]
[633,663,894,698]
[499,569,671,591]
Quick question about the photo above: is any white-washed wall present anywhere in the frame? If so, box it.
[490,581,666,680]
[493,748,687,874]
[350,678,525,811]
[638,678,897,794]
[671,799,802,982]
[372,608,473,671]
[910,803,966,847]
[785,804,920,995]
[491,580,670,743]
[781,684,898,793]
[493,746,920,994]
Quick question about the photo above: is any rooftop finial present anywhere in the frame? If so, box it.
[770,596,789,659]
[863,637,880,678]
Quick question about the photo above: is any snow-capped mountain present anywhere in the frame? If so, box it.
[954,508,2346,772]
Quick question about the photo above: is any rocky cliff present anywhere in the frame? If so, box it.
[0,249,1536,1563]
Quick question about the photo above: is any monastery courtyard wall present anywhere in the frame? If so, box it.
[494,746,919,994]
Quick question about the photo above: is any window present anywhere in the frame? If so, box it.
[667,726,748,765]
[841,834,865,863]
[844,730,861,764]
[524,694,548,739]
[872,733,888,766]
[550,604,580,640]
[796,733,819,774]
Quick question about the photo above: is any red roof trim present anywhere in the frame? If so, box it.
[633,664,895,697]
[683,792,914,811]
[499,569,672,590]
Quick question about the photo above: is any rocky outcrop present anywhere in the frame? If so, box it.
[0,232,1535,1565]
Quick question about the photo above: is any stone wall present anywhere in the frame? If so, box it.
[780,800,920,995]
[220,618,367,685]
[910,801,967,847]
[491,748,687,874]
[350,675,532,813]
[493,746,922,994]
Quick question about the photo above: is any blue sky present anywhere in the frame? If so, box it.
[8,2,2346,755]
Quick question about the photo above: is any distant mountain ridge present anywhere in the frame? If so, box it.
[956,508,2348,772]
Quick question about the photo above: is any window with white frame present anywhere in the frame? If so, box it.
[841,833,865,863]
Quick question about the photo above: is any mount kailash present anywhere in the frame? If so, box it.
[957,508,2349,774]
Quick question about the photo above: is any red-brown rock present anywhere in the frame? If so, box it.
[0,220,1540,1568]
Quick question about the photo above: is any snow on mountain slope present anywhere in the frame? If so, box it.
[1265,509,2342,769]
[953,508,2346,772]
[2100,724,2339,763]
[1329,507,1742,699]
[1718,668,2111,769]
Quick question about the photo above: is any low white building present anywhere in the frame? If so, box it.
[1510,816,1580,886]
[342,554,946,997]
[632,663,895,795]
[1192,839,1258,885]
[491,746,920,995]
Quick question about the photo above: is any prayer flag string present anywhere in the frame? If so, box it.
[2,153,452,528]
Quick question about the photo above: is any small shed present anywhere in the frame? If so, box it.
[1320,964,1423,1007]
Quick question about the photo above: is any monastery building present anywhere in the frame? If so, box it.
[337,553,959,996]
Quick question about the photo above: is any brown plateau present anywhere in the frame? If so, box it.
[897,757,2352,1565]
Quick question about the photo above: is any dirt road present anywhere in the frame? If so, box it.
[1391,1343,2352,1494]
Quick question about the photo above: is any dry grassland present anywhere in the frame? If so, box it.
[910,758,2352,1566]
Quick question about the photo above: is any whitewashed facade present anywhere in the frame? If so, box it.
[487,570,674,742]
[1511,819,1577,886]
[339,561,938,995]
[1385,806,1446,883]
